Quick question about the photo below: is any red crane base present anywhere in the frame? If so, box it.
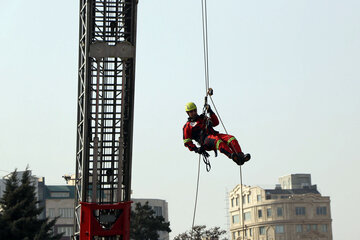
[80,201,132,240]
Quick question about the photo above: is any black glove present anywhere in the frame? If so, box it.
[195,147,209,157]
[204,104,211,112]
[194,146,204,154]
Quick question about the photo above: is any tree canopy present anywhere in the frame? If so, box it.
[130,201,171,240]
[0,169,62,240]
[174,225,227,240]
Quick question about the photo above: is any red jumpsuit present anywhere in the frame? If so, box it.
[183,111,243,159]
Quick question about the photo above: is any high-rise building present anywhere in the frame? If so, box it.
[229,174,332,240]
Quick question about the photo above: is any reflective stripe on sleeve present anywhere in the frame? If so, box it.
[184,138,192,144]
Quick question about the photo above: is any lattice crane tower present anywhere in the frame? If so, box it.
[74,0,138,239]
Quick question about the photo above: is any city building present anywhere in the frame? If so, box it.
[0,178,6,199]
[132,198,170,240]
[229,174,333,240]
[0,171,46,219]
[1,171,171,240]
[45,185,75,240]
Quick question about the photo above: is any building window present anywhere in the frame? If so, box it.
[242,195,245,204]
[258,209,262,218]
[311,224,318,231]
[48,208,55,218]
[257,194,262,202]
[59,208,74,218]
[232,231,236,240]
[275,225,284,233]
[321,224,328,232]
[232,214,240,224]
[153,206,162,217]
[235,197,239,206]
[259,226,265,235]
[57,226,73,236]
[296,225,302,232]
[265,193,271,200]
[249,228,252,236]
[277,207,283,217]
[316,206,327,215]
[244,211,251,221]
[306,224,311,232]
[231,198,234,207]
[295,207,306,216]
[247,194,251,203]
[266,208,272,217]
[280,195,288,199]
[50,192,70,198]
[272,195,278,199]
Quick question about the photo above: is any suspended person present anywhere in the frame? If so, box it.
[183,102,251,165]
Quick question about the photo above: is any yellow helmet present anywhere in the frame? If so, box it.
[185,102,197,112]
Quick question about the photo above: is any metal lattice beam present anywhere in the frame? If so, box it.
[74,0,137,238]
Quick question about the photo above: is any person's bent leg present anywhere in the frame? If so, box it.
[218,134,242,154]
[217,141,234,159]
[219,133,251,165]
[204,135,234,159]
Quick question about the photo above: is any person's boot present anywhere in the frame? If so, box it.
[239,153,251,165]
[231,153,241,165]
[233,152,251,165]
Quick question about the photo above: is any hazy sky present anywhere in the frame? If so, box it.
[1,0,359,239]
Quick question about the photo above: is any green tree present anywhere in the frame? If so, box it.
[204,226,227,240]
[130,202,171,240]
[0,169,63,240]
[173,225,227,240]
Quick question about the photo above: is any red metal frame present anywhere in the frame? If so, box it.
[80,201,132,240]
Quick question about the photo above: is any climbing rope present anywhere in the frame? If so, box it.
[208,96,245,239]
[191,0,210,233]
[201,0,210,94]
[192,2,246,239]
[191,154,202,236]
[239,164,245,240]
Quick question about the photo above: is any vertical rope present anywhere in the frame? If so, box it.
[239,167,245,240]
[201,0,210,94]
[191,0,209,232]
[197,2,246,239]
[191,154,202,237]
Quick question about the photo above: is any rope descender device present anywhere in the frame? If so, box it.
[203,88,213,114]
